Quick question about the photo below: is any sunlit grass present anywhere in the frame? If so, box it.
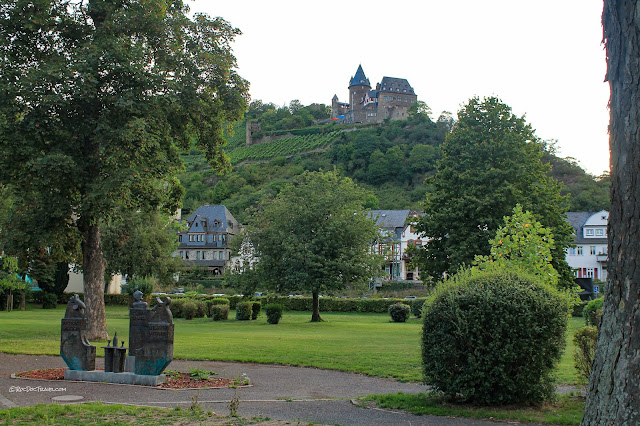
[0,305,582,384]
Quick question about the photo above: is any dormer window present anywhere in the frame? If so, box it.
[586,229,594,236]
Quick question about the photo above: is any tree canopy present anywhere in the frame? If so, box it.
[411,96,574,288]
[247,170,382,321]
[0,0,248,338]
[474,204,559,287]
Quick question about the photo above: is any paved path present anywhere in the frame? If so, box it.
[0,353,535,425]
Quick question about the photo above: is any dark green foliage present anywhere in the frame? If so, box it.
[120,277,155,296]
[422,267,568,405]
[41,293,58,309]
[248,170,382,322]
[171,298,206,320]
[583,298,604,327]
[411,97,574,288]
[235,302,252,320]
[204,297,230,317]
[264,303,284,324]
[410,299,426,318]
[251,302,261,320]
[574,326,598,383]
[211,305,229,321]
[388,303,411,322]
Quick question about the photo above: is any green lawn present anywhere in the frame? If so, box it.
[0,305,583,384]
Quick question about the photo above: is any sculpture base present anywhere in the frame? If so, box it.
[64,369,165,386]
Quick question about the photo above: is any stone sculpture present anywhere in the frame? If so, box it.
[128,294,174,376]
[60,294,96,371]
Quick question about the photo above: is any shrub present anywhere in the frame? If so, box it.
[251,302,261,320]
[583,298,604,327]
[422,267,568,405]
[181,300,199,320]
[410,298,426,318]
[235,302,252,320]
[205,298,230,317]
[264,303,284,324]
[574,326,598,383]
[41,293,58,309]
[388,303,411,322]
[211,304,230,321]
[120,276,155,296]
[171,298,206,320]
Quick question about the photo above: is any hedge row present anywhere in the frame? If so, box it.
[49,293,414,314]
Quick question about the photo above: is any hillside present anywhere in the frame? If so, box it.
[178,113,609,224]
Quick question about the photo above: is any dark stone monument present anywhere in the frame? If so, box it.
[128,292,174,376]
[102,331,127,373]
[60,295,96,371]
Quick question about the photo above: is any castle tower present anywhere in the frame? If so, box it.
[348,65,371,123]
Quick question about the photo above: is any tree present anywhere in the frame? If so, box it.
[475,204,559,287]
[0,0,248,338]
[247,170,382,322]
[411,97,574,287]
[101,209,184,285]
[582,2,640,423]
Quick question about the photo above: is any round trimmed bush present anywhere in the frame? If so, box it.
[42,293,58,309]
[422,267,568,405]
[211,304,229,321]
[389,303,411,322]
[251,302,261,320]
[205,298,230,317]
[265,303,283,324]
[410,298,426,318]
[583,298,604,327]
[235,302,252,320]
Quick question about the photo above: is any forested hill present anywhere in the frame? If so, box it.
[179,104,609,224]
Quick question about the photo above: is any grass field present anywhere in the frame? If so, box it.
[0,305,584,384]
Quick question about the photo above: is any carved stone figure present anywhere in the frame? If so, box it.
[60,295,96,371]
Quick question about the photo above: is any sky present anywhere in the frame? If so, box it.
[189,0,610,176]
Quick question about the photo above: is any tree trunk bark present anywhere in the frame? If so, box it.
[311,290,323,322]
[82,223,109,340]
[582,2,640,424]
[20,293,25,310]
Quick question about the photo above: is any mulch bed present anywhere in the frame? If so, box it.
[157,372,235,389]
[14,368,238,389]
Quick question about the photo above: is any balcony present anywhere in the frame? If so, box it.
[596,254,608,265]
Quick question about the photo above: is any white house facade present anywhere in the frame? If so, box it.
[565,210,609,281]
[369,210,423,281]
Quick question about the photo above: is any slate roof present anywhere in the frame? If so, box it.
[349,65,371,88]
[566,212,608,244]
[186,205,239,234]
[369,209,412,235]
[378,77,415,95]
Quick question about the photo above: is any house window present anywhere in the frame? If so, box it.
[180,251,183,259]
[586,268,594,278]
[219,251,224,260]
[178,235,182,242]
[185,251,189,260]
[196,251,201,260]
[586,229,594,236]
[590,246,596,255]
[567,247,576,256]
[596,229,604,236]
[577,246,583,255]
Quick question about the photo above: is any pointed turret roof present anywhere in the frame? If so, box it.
[349,65,370,88]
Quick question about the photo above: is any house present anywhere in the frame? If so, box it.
[331,65,418,124]
[174,205,240,275]
[565,210,609,281]
[369,209,423,281]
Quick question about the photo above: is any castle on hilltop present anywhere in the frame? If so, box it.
[331,65,417,124]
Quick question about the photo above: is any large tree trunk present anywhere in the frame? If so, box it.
[582,2,640,424]
[82,223,109,340]
[311,290,323,322]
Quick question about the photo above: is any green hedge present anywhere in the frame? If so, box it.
[51,293,412,314]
